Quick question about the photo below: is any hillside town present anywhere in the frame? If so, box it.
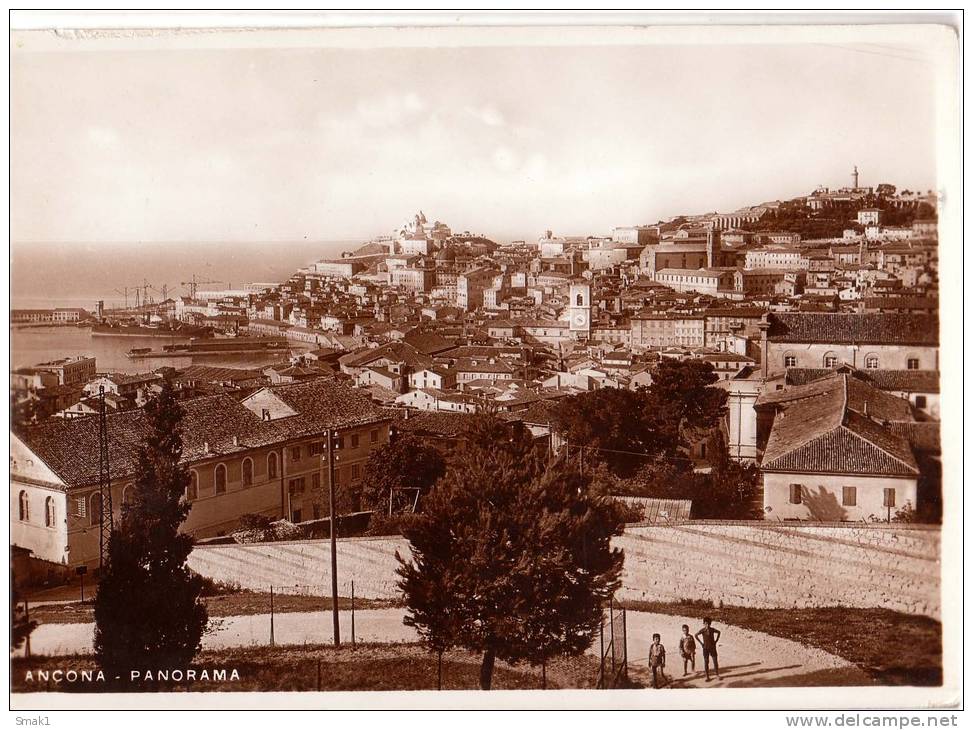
[11,175,941,572]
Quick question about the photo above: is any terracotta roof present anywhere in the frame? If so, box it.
[886,422,941,454]
[760,376,918,477]
[864,370,940,394]
[767,313,938,345]
[17,380,392,489]
[786,367,940,395]
[339,342,434,370]
[402,330,456,355]
[394,411,482,438]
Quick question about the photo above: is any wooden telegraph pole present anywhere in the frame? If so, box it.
[327,429,341,646]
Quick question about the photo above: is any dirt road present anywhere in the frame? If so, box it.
[16,608,869,688]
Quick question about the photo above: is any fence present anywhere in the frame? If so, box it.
[261,582,359,648]
[596,597,627,689]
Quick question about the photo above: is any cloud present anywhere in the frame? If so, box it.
[465,104,506,127]
[354,92,426,128]
[86,126,121,149]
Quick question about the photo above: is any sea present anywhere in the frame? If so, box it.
[10,239,362,374]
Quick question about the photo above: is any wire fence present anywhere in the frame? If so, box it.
[263,581,359,648]
[596,597,628,689]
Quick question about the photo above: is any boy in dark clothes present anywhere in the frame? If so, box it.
[679,624,697,676]
[695,617,722,681]
[648,633,667,688]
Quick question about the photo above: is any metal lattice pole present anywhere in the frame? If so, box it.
[98,387,114,570]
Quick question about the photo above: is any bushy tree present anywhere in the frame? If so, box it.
[643,359,727,458]
[94,381,208,681]
[361,433,446,518]
[397,415,625,690]
[552,387,662,477]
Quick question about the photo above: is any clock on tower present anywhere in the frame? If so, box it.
[569,282,591,337]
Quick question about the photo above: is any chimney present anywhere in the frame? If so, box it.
[203,441,210,454]
[232,435,239,447]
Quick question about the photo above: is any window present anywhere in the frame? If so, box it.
[122,485,133,507]
[75,496,86,519]
[842,486,857,507]
[883,488,896,508]
[789,484,803,505]
[915,395,927,409]
[576,293,584,306]
[309,442,323,456]
[864,354,879,369]
[784,355,797,368]
[907,358,920,370]
[268,453,278,479]
[215,464,227,495]
[351,434,360,449]
[823,353,838,368]
[45,497,55,527]
[289,477,306,495]
[370,429,379,443]
[312,472,321,490]
[187,471,198,501]
[242,458,253,487]
[351,463,361,480]
[90,492,102,527]
[291,446,301,461]
[18,490,29,522]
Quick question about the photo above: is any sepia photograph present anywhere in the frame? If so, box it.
[7,11,963,717]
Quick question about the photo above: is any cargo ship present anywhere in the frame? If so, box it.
[91,321,213,338]
[127,337,290,359]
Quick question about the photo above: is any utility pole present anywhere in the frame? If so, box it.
[327,429,341,646]
[98,387,113,571]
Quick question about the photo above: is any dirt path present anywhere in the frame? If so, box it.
[621,611,870,688]
[16,608,870,687]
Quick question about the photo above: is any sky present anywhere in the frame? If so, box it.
[11,34,940,245]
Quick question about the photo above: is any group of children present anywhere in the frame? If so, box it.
[647,617,722,688]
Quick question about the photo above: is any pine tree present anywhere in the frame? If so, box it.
[94,381,208,681]
[397,415,624,690]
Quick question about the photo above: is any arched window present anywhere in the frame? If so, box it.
[576,293,584,306]
[90,492,102,527]
[268,452,278,479]
[45,497,55,528]
[215,464,227,495]
[242,458,253,487]
[823,352,838,368]
[187,471,199,501]
[864,354,880,369]
[18,491,29,522]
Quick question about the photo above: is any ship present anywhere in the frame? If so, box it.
[91,321,213,338]
[127,337,291,359]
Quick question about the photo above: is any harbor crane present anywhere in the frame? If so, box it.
[181,274,223,300]
[113,285,142,310]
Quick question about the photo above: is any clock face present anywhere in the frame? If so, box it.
[573,313,588,326]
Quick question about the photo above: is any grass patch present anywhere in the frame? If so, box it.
[621,601,941,686]
[12,643,605,692]
[29,591,398,624]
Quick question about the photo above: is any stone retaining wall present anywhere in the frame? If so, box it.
[187,523,941,619]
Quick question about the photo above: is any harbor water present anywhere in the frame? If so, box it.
[11,326,306,374]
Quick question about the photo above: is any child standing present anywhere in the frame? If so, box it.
[649,633,667,688]
[678,624,697,676]
[695,617,722,681]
